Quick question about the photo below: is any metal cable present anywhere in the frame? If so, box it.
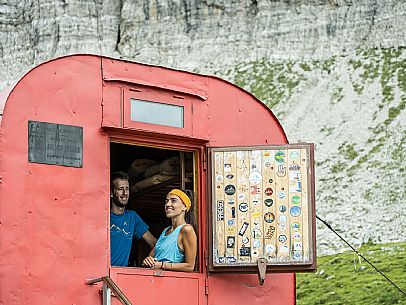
[316,214,406,297]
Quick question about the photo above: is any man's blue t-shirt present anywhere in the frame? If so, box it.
[110,210,148,266]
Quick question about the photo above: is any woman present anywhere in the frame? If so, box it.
[142,189,197,272]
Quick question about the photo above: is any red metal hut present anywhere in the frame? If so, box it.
[0,55,316,305]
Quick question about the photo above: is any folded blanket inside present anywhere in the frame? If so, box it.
[127,159,158,179]
[130,174,176,193]
[143,156,180,178]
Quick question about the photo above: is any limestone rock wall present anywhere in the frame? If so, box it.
[2,0,405,89]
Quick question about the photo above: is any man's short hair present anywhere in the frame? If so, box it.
[111,171,129,190]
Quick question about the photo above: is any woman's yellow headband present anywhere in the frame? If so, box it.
[168,189,192,212]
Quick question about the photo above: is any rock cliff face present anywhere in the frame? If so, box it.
[1,0,405,254]
[2,0,405,88]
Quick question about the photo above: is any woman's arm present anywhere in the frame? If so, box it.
[161,224,197,272]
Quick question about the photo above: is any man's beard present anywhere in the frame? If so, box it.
[112,198,128,207]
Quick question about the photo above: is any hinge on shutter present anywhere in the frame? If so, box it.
[202,151,207,171]
[205,277,209,295]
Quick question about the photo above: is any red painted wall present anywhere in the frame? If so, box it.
[0,56,108,305]
[0,55,293,305]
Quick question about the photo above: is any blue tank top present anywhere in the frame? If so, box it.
[154,224,186,263]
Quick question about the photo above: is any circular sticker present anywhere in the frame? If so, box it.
[279,205,287,213]
[290,150,299,159]
[293,232,301,240]
[227,199,235,205]
[249,172,262,185]
[265,244,275,253]
[290,206,301,217]
[275,151,285,163]
[278,191,286,199]
[264,187,273,196]
[268,178,273,183]
[264,212,275,223]
[228,220,234,225]
[226,174,234,179]
[253,240,261,248]
[292,195,301,205]
[224,184,236,195]
[251,229,262,239]
[278,235,287,243]
[238,176,247,184]
[279,223,286,230]
[264,198,274,207]
[239,202,249,212]
[291,222,300,231]
[216,175,223,182]
[279,215,287,222]
[242,236,249,244]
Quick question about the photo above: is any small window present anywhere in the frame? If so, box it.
[130,99,184,128]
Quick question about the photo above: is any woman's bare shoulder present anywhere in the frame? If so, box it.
[181,224,196,235]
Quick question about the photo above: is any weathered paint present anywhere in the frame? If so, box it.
[0,55,293,305]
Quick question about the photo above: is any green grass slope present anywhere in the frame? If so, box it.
[296,241,406,305]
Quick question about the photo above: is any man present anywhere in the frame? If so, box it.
[110,171,156,266]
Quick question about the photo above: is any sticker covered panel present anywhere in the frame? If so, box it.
[211,144,314,267]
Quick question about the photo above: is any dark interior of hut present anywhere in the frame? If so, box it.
[110,142,197,267]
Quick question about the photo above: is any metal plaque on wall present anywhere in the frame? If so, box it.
[28,121,83,168]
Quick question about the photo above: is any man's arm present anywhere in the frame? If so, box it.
[141,231,157,267]
[142,230,157,248]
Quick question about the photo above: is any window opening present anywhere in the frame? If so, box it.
[110,142,198,270]
[130,99,184,128]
